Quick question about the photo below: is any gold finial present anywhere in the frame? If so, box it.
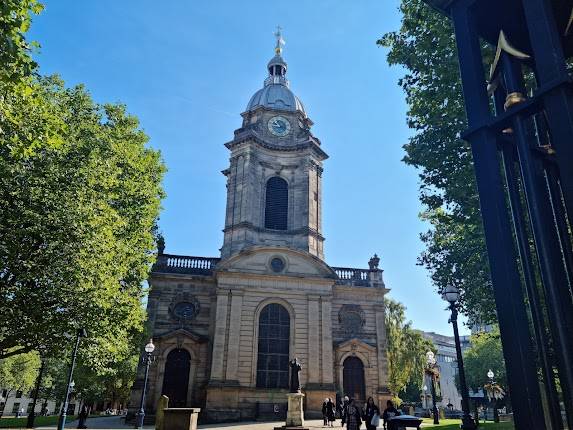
[489,31,530,84]
[274,25,285,55]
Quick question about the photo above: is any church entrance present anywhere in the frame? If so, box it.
[343,357,365,401]
[162,349,191,407]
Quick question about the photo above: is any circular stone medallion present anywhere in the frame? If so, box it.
[270,257,285,273]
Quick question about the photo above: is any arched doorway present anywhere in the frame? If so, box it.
[343,356,365,401]
[162,349,191,407]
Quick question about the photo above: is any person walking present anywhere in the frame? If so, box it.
[322,399,329,426]
[345,398,362,430]
[341,396,349,427]
[382,400,401,430]
[77,405,88,429]
[326,398,336,427]
[363,397,380,430]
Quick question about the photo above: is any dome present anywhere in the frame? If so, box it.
[245,28,306,116]
[246,84,306,115]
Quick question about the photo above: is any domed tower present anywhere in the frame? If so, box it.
[220,28,327,260]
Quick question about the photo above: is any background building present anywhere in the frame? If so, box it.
[422,332,463,411]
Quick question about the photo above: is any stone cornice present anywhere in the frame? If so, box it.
[225,132,328,161]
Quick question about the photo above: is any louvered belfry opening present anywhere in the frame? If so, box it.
[265,177,288,230]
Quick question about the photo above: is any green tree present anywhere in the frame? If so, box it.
[378,0,496,325]
[462,328,506,392]
[385,298,434,401]
[0,0,43,85]
[0,351,40,417]
[0,76,165,372]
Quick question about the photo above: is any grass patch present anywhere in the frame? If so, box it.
[0,415,77,428]
[421,418,515,429]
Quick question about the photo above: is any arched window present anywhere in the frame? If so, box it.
[256,303,290,388]
[265,177,288,230]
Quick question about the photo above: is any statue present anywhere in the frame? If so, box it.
[289,358,302,393]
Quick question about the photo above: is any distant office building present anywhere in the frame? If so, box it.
[0,388,79,417]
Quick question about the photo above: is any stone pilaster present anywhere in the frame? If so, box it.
[321,297,334,384]
[375,309,390,392]
[210,291,230,381]
[225,290,244,382]
[307,295,320,383]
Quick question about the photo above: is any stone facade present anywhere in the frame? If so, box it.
[128,34,391,423]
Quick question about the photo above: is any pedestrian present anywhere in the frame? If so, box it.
[345,398,362,430]
[326,398,336,427]
[77,404,88,429]
[322,399,329,426]
[363,397,380,430]
[341,396,349,427]
[382,400,401,430]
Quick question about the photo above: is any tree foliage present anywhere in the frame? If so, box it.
[0,75,166,370]
[0,351,40,416]
[0,0,43,85]
[385,298,434,400]
[462,328,506,391]
[378,0,496,324]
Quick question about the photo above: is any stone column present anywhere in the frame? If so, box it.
[209,290,230,381]
[321,297,334,384]
[225,290,244,382]
[307,295,320,383]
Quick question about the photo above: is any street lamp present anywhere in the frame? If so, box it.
[422,385,428,410]
[58,328,87,430]
[135,339,156,429]
[485,369,504,423]
[425,351,439,425]
[443,285,476,430]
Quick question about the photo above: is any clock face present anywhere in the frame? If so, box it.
[268,116,291,137]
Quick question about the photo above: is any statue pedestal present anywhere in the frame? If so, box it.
[274,392,308,430]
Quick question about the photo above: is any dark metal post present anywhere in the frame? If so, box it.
[26,357,45,429]
[429,372,439,425]
[449,4,546,429]
[135,353,152,429]
[449,303,476,430]
[58,329,86,430]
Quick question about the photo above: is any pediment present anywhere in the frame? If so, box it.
[215,246,337,279]
[335,338,377,353]
[155,327,208,343]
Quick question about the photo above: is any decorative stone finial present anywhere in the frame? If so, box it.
[157,233,165,255]
[368,253,380,270]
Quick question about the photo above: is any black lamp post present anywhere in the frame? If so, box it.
[135,339,156,429]
[26,351,46,429]
[58,328,87,430]
[443,285,476,430]
[486,369,501,423]
[425,351,440,425]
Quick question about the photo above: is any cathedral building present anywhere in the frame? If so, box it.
[129,30,391,422]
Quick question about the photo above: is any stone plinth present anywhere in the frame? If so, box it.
[274,392,308,430]
[286,392,304,427]
[163,408,201,430]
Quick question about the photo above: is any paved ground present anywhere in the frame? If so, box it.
[30,416,437,430]
[32,416,333,430]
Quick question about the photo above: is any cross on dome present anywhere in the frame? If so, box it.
[274,25,285,55]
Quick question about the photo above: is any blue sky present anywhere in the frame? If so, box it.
[29,0,468,335]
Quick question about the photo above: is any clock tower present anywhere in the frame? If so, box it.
[220,28,328,260]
